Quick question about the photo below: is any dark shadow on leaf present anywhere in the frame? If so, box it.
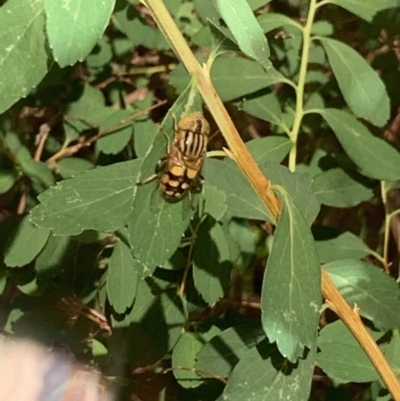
[192,216,231,303]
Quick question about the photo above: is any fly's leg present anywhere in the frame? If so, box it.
[137,157,166,186]
[160,111,177,153]
[187,190,196,211]
[160,112,178,151]
[159,126,171,152]
[171,112,178,132]
[138,174,157,186]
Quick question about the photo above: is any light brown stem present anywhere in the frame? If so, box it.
[142,0,400,398]
[322,269,400,398]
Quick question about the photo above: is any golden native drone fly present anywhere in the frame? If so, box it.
[157,112,210,200]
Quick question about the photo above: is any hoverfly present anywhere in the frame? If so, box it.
[156,111,210,201]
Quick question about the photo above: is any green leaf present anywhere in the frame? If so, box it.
[170,56,285,101]
[125,280,185,367]
[262,163,320,225]
[4,215,50,268]
[194,0,218,22]
[297,149,325,178]
[0,0,50,114]
[107,240,139,314]
[172,332,204,388]
[247,137,291,165]
[44,0,115,67]
[313,168,373,207]
[87,37,113,69]
[0,169,18,194]
[275,25,303,77]
[212,0,272,71]
[311,20,334,36]
[129,85,205,276]
[247,0,272,11]
[95,108,133,155]
[165,0,181,16]
[63,121,80,144]
[0,269,6,296]
[19,158,55,191]
[327,0,400,22]
[195,324,265,377]
[212,57,284,101]
[67,106,134,155]
[68,84,105,118]
[17,277,40,296]
[242,92,283,127]
[114,5,169,51]
[319,37,390,127]
[3,131,23,154]
[315,232,372,263]
[202,184,227,221]
[35,235,77,282]
[261,194,321,362]
[203,159,274,222]
[30,159,140,235]
[56,158,94,179]
[317,320,381,382]
[129,181,192,276]
[384,331,400,379]
[159,249,187,270]
[208,19,241,54]
[257,12,302,33]
[324,259,400,330]
[193,217,231,304]
[227,219,258,268]
[91,339,108,365]
[317,109,400,181]
[218,340,316,401]
[307,46,327,66]
[134,119,159,158]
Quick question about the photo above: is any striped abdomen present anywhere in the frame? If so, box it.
[160,149,202,200]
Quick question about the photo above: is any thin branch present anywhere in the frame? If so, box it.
[288,0,317,171]
[46,100,166,164]
[34,123,50,161]
[322,269,400,398]
[162,366,227,385]
[142,1,400,399]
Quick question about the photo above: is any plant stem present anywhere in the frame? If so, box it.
[381,181,391,272]
[382,181,400,276]
[322,269,400,399]
[142,0,281,221]
[178,218,202,298]
[289,0,318,172]
[142,1,400,399]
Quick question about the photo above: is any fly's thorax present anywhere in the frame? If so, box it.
[175,112,210,160]
[177,112,210,137]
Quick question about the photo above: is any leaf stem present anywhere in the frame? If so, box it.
[381,181,400,275]
[381,181,392,272]
[288,0,318,172]
[178,218,202,298]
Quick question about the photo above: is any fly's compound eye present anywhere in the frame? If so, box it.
[177,112,210,137]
